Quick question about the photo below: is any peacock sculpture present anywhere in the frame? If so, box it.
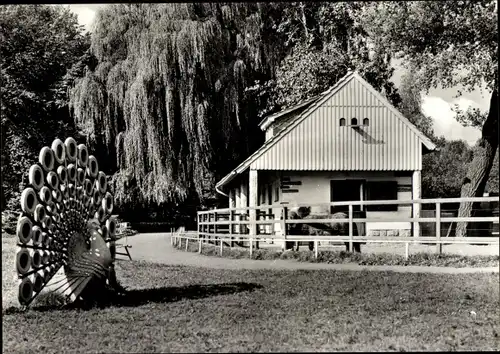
[15,137,120,307]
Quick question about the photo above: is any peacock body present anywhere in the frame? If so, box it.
[15,137,118,307]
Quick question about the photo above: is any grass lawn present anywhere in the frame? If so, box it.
[2,233,19,309]
[3,254,500,352]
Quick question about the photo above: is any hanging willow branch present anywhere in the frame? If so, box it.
[69,3,284,206]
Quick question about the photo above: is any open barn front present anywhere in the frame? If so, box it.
[220,170,420,245]
[197,195,499,259]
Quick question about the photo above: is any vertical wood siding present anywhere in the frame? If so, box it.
[251,78,424,171]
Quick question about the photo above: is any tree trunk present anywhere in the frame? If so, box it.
[299,2,309,40]
[455,87,498,237]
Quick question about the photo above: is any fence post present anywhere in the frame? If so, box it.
[229,209,234,247]
[281,206,288,251]
[436,202,442,255]
[203,214,207,244]
[220,237,223,256]
[185,236,189,252]
[210,212,213,243]
[198,238,202,254]
[348,204,353,253]
[200,213,204,241]
[249,237,253,258]
[314,239,318,259]
[405,242,409,260]
[214,211,218,235]
[255,209,260,250]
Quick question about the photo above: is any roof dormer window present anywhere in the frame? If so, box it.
[363,118,369,126]
[351,118,358,126]
[339,118,346,127]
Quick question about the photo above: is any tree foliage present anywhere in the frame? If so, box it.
[422,139,473,198]
[360,0,498,236]
[398,69,436,141]
[0,5,89,210]
[251,2,401,117]
[360,1,497,93]
[69,3,286,207]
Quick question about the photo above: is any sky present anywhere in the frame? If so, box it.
[65,4,489,146]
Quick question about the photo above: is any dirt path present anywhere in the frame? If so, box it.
[121,233,499,274]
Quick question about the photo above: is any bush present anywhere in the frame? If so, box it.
[1,210,18,235]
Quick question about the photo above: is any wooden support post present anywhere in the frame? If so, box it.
[348,204,354,253]
[209,212,213,243]
[235,186,241,235]
[205,213,208,241]
[249,237,253,258]
[229,189,236,247]
[249,170,258,250]
[281,206,288,251]
[314,240,318,259]
[214,211,218,236]
[412,170,421,237]
[229,209,234,247]
[207,213,210,242]
[199,238,202,254]
[205,214,208,243]
[241,181,248,236]
[220,237,223,255]
[405,242,409,260]
[436,202,442,255]
[205,213,208,237]
[185,237,189,252]
[359,182,364,212]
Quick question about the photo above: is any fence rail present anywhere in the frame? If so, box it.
[172,233,499,260]
[191,196,499,258]
[197,196,500,214]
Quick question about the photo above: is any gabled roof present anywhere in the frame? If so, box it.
[216,70,436,195]
[258,94,324,131]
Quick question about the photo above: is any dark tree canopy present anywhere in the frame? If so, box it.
[1,5,89,211]
[422,140,474,199]
[251,2,401,117]
[360,0,498,236]
[398,69,436,141]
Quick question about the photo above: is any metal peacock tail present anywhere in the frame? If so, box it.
[15,137,118,307]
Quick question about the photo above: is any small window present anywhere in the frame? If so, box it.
[351,118,358,126]
[340,118,346,127]
[363,118,369,126]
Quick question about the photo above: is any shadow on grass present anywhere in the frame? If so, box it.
[116,282,263,307]
[3,282,263,314]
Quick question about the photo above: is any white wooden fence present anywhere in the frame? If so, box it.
[172,196,499,259]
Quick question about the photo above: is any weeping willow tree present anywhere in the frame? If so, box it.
[69,3,285,207]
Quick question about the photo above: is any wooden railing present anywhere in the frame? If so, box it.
[191,197,499,258]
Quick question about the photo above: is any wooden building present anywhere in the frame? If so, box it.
[215,70,436,237]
